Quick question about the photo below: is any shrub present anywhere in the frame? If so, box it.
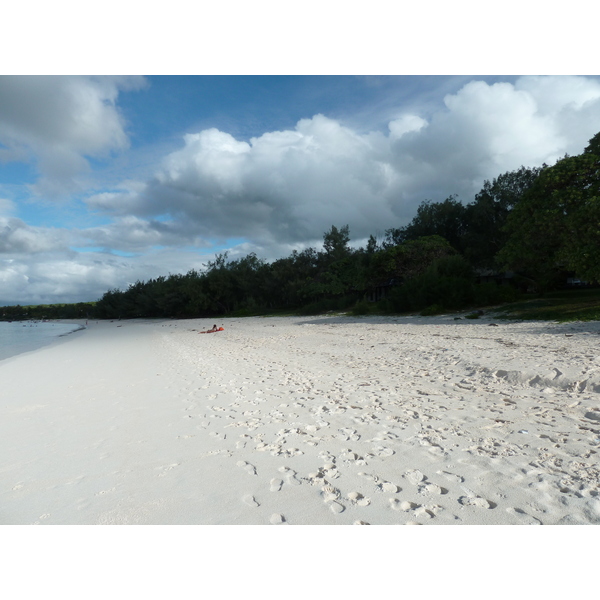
[420,304,445,316]
[350,300,371,316]
[473,283,520,306]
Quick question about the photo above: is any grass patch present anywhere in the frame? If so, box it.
[492,288,600,322]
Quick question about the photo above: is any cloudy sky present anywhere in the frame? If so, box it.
[2,73,600,306]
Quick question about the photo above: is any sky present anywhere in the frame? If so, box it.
[1,6,600,306]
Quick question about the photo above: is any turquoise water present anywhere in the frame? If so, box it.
[0,321,84,362]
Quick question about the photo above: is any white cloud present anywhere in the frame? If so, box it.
[0,217,69,253]
[0,246,214,306]
[0,75,146,197]
[0,197,17,216]
[85,76,600,252]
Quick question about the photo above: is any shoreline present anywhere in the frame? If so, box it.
[1,314,600,524]
[0,320,89,363]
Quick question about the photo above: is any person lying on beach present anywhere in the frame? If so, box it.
[198,325,224,334]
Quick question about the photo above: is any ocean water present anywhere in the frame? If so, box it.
[0,321,85,362]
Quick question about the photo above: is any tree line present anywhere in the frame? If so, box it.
[2,131,599,321]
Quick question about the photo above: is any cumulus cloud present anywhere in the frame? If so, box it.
[80,216,210,253]
[0,217,69,253]
[85,76,600,250]
[0,75,146,197]
[0,244,215,305]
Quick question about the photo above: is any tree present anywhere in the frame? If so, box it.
[384,196,467,252]
[498,144,600,287]
[463,166,544,268]
[371,235,457,283]
[322,225,351,260]
[584,131,600,156]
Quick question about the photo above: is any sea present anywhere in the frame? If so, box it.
[0,321,85,362]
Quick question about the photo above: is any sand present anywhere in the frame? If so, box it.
[2,313,600,525]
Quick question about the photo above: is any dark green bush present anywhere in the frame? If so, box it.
[420,304,446,316]
[473,282,520,306]
[350,300,371,316]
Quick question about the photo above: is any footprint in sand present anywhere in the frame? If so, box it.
[329,502,345,514]
[413,506,435,519]
[404,469,426,485]
[506,507,542,524]
[437,470,465,484]
[372,446,395,457]
[321,461,340,479]
[376,481,400,494]
[320,484,345,513]
[347,492,371,507]
[306,470,326,485]
[458,495,495,509]
[390,499,418,512]
[321,484,341,503]
[157,463,180,477]
[278,466,302,486]
[237,461,257,475]
[243,495,260,507]
[270,513,286,524]
[424,483,447,495]
[270,478,283,492]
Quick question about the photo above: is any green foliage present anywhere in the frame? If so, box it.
[584,131,600,156]
[464,166,543,268]
[0,302,96,321]
[296,294,359,316]
[322,224,351,260]
[384,255,475,313]
[492,288,600,322]
[371,235,456,283]
[472,282,520,306]
[350,300,372,316]
[420,304,445,316]
[498,151,600,288]
[384,196,467,250]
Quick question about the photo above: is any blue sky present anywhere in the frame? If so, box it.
[2,74,600,306]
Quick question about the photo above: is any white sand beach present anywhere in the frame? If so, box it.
[2,314,600,526]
